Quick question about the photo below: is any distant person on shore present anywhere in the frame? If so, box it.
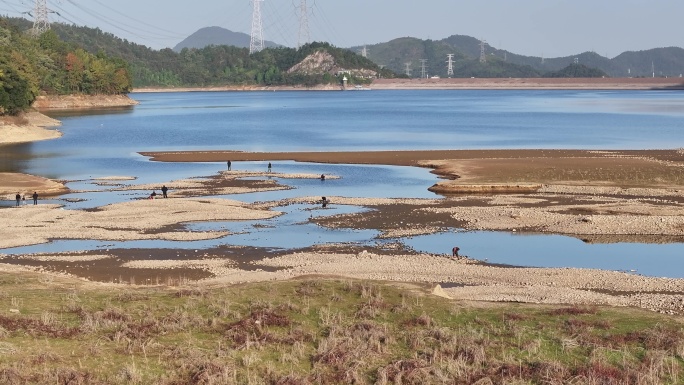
[320,174,325,181]
[32,191,38,205]
[22,195,26,205]
[452,247,460,257]
[15,193,20,207]
[227,160,231,171]
[161,185,168,198]
[267,162,272,173]
[149,191,157,199]
[321,196,328,208]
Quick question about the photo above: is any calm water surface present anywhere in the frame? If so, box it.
[2,90,684,276]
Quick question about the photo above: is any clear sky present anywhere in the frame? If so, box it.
[1,0,682,58]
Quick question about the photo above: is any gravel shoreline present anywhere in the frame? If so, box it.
[2,150,684,314]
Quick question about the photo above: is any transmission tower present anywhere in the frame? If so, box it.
[31,0,50,35]
[446,54,454,77]
[404,62,412,77]
[479,39,487,63]
[296,0,311,48]
[420,59,428,78]
[249,0,265,54]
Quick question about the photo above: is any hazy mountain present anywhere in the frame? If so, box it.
[355,34,684,78]
[352,37,540,78]
[612,47,684,77]
[173,26,281,52]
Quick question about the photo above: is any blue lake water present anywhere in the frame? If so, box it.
[1,90,684,277]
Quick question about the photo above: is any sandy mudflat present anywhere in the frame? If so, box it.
[0,111,62,144]
[0,173,68,199]
[2,149,684,314]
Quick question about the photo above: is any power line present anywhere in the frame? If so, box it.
[63,0,184,40]
[89,0,185,38]
[262,0,294,47]
[311,1,345,47]
[0,0,24,14]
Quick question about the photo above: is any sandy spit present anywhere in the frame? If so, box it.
[0,198,280,249]
[0,111,62,144]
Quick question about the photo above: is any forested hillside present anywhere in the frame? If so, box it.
[544,63,608,78]
[0,18,132,115]
[2,18,392,88]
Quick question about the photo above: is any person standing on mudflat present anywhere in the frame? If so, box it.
[267,162,272,173]
[15,193,20,207]
[227,160,231,171]
[161,185,168,198]
[32,191,38,205]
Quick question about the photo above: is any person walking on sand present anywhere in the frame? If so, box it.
[22,195,26,205]
[15,193,20,207]
[32,191,38,205]
[227,160,231,171]
[267,162,272,173]
[161,185,168,198]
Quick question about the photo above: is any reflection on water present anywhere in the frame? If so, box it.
[0,142,35,173]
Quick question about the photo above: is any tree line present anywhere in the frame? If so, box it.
[0,18,132,116]
[4,18,394,88]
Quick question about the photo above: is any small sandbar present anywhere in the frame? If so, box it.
[5,254,114,262]
[92,176,137,181]
[122,258,232,270]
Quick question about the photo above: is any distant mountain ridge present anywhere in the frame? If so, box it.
[173,26,280,52]
[355,35,684,78]
[172,26,684,78]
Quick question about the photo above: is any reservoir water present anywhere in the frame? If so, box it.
[1,90,683,277]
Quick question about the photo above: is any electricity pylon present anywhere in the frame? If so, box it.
[479,39,487,63]
[249,0,264,54]
[447,54,454,77]
[420,59,428,78]
[404,62,412,77]
[296,0,310,48]
[31,0,50,35]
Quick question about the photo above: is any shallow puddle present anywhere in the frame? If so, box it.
[405,231,684,278]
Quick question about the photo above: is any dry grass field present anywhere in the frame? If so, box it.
[1,271,684,384]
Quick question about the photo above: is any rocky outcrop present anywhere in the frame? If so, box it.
[288,50,378,78]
